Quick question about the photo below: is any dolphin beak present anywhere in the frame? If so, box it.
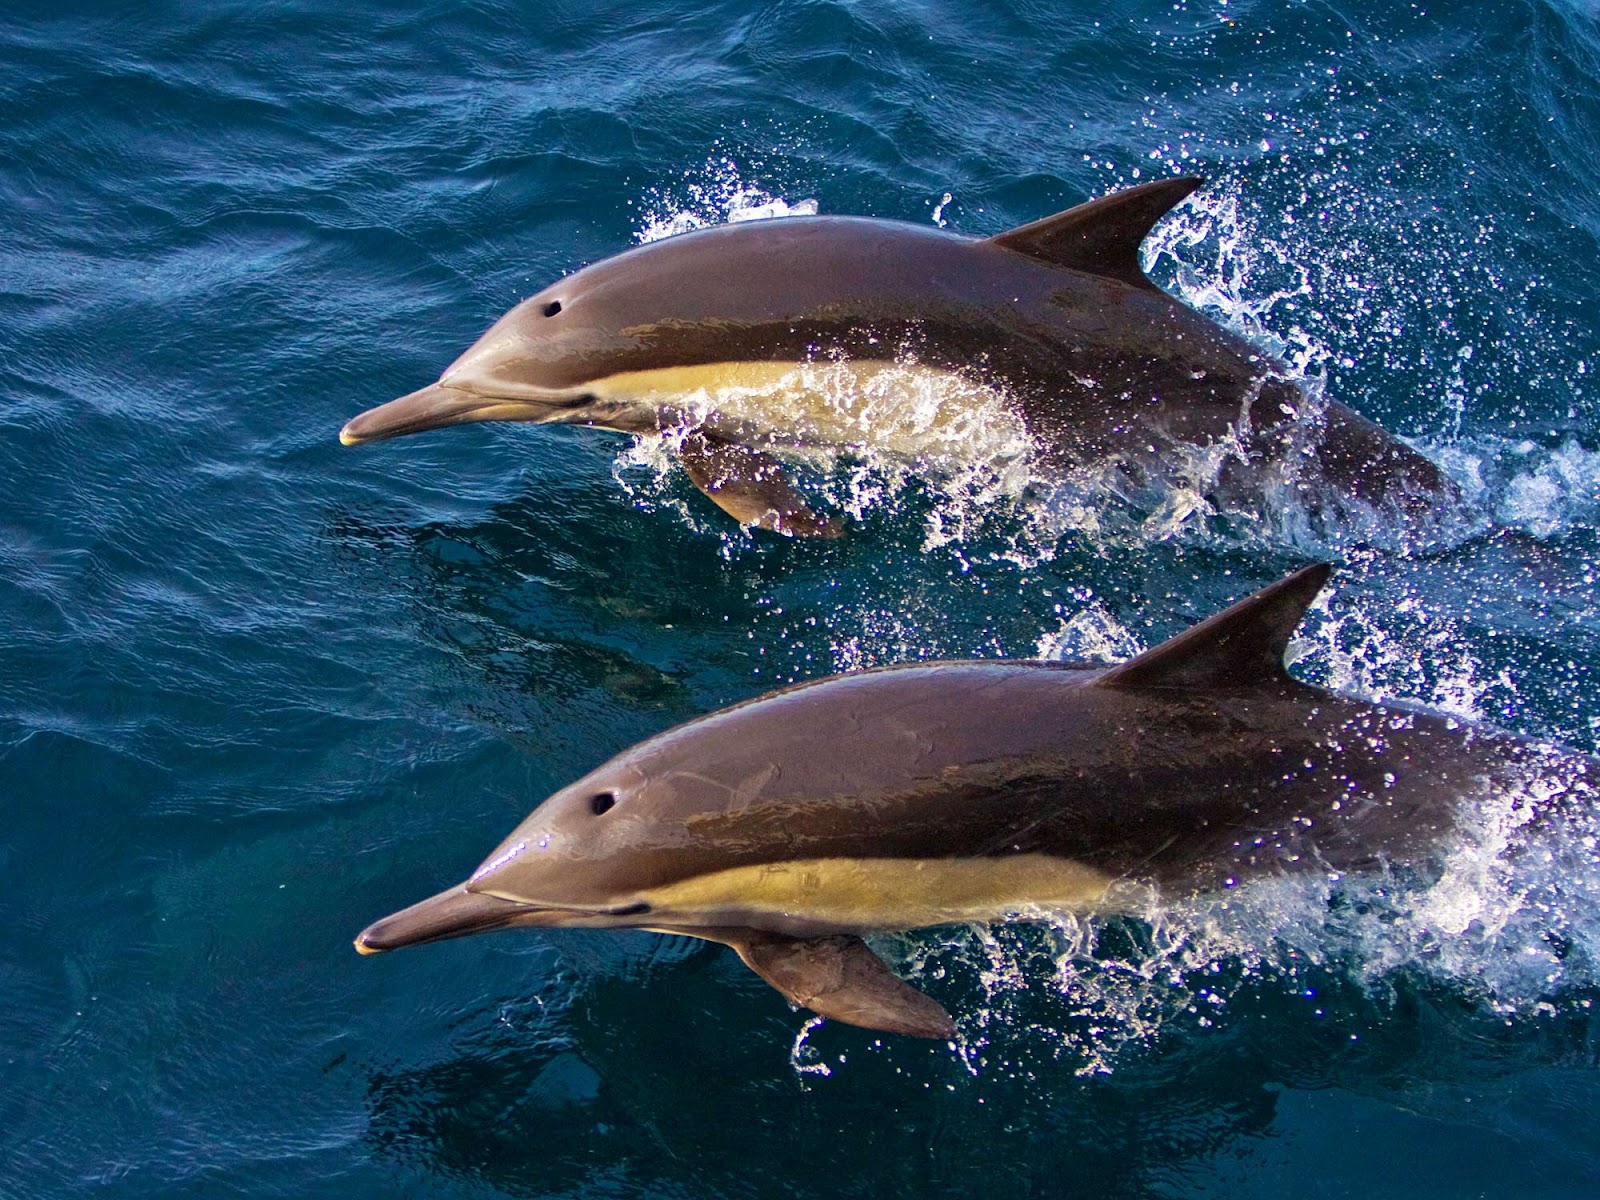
[354,884,531,954]
[339,382,569,446]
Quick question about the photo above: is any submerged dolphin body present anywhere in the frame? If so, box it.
[355,567,1588,1038]
[340,179,1455,536]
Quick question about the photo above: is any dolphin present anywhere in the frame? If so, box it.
[354,566,1588,1038]
[339,178,1456,536]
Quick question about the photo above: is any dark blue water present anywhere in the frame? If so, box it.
[5,1,1600,1195]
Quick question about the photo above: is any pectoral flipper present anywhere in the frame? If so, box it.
[677,428,843,538]
[717,928,956,1039]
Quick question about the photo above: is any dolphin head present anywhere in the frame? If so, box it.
[353,745,735,953]
[338,277,625,445]
[337,221,828,447]
[351,667,948,954]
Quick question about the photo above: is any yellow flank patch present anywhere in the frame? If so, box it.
[589,361,825,399]
[636,854,1124,932]
[587,359,1029,460]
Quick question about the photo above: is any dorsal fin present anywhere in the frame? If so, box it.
[986,176,1203,293]
[1098,564,1332,690]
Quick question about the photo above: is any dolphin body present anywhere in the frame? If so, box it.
[340,178,1455,536]
[355,566,1589,1038]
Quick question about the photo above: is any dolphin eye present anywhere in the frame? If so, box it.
[543,300,562,317]
[590,791,617,816]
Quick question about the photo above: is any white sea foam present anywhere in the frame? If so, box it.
[1428,435,1600,540]
[877,751,1600,1076]
[621,159,1535,563]
[630,162,1600,1081]
[635,153,818,243]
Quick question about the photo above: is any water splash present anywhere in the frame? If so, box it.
[789,1016,837,1076]
[1034,601,1143,664]
[1290,589,1498,722]
[1123,97,1595,553]
[608,353,1042,558]
[1143,185,1326,381]
[635,153,818,243]
[872,751,1600,1078]
[620,157,1506,563]
[1130,184,1495,555]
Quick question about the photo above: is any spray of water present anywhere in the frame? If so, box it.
[634,153,819,243]
[852,749,1598,1078]
[610,156,1600,1075]
[617,156,1551,566]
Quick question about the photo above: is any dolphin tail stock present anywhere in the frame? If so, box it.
[1301,399,1464,515]
[685,926,956,1039]
[676,427,844,538]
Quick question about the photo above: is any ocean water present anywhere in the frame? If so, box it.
[4,0,1600,1195]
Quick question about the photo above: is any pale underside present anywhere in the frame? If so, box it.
[479,852,1146,938]
[585,359,1033,463]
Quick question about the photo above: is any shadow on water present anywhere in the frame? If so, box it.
[324,429,1333,681]
[325,429,1600,761]
[325,464,744,755]
[358,938,1263,1199]
[359,918,1600,1199]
